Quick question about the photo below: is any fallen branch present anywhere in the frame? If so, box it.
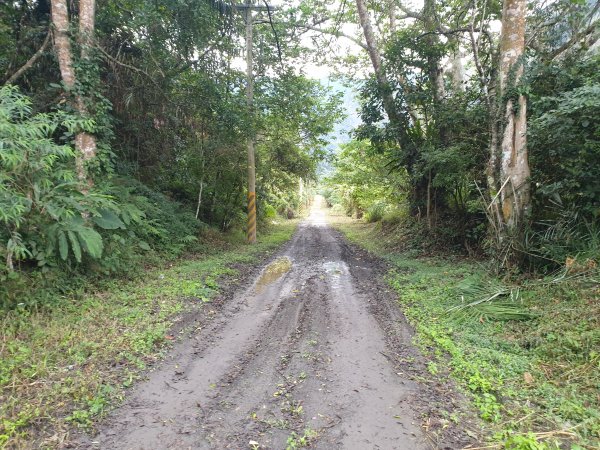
[486,177,511,211]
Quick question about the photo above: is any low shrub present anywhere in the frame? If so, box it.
[0,87,205,309]
[364,202,387,223]
[381,208,407,227]
[330,204,346,216]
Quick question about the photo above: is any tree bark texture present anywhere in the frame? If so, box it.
[448,37,465,93]
[51,0,97,186]
[488,0,531,262]
[355,0,400,126]
[51,0,76,88]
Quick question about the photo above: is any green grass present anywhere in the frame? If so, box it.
[0,220,298,449]
[331,216,599,450]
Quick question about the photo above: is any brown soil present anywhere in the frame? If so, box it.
[75,200,474,450]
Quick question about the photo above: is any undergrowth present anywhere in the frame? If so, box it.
[331,215,599,450]
[0,220,298,448]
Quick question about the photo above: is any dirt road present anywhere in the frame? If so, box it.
[82,198,464,449]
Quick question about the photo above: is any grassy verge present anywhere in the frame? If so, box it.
[330,214,599,450]
[0,220,298,449]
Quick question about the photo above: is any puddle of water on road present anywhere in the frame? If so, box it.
[255,257,292,293]
[323,261,344,289]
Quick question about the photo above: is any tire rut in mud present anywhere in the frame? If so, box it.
[199,275,334,449]
[80,203,475,450]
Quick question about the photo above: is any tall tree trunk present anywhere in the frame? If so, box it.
[51,0,76,87]
[51,0,96,187]
[488,0,531,265]
[423,0,445,124]
[356,0,426,217]
[448,37,465,93]
[422,0,447,222]
[355,0,400,126]
[243,7,257,244]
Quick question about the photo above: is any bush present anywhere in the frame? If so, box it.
[381,208,407,226]
[106,179,202,255]
[529,81,600,220]
[527,209,600,269]
[330,204,346,216]
[0,87,205,309]
[263,203,278,219]
[528,55,600,267]
[0,85,115,273]
[364,202,387,223]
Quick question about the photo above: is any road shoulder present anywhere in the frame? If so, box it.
[0,221,299,449]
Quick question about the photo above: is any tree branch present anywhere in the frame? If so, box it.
[96,44,161,86]
[417,27,488,39]
[271,21,367,50]
[396,2,422,21]
[549,22,598,60]
[4,31,51,86]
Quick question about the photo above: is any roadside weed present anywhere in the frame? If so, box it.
[332,217,599,448]
[285,428,318,449]
[0,221,298,447]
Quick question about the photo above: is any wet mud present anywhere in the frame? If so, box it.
[77,198,473,450]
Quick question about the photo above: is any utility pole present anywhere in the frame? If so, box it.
[244,3,257,243]
[234,0,276,243]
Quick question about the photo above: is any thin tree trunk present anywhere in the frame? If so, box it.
[51,0,76,87]
[195,182,204,219]
[421,0,448,218]
[74,0,97,184]
[50,0,96,187]
[245,7,257,243]
[78,0,95,57]
[426,170,432,229]
[356,0,419,126]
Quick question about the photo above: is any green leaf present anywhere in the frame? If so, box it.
[7,271,19,280]
[76,227,103,259]
[139,241,151,251]
[121,210,131,225]
[67,230,82,263]
[58,231,68,260]
[92,209,125,230]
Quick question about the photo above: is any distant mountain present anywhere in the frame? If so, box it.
[324,78,362,149]
[318,78,362,178]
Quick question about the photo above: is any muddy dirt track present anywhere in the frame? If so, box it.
[80,199,470,450]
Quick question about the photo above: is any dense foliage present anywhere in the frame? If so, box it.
[0,0,342,309]
[0,0,598,447]
[321,0,599,268]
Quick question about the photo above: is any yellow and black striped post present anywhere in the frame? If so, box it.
[244,5,257,244]
[247,191,256,243]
